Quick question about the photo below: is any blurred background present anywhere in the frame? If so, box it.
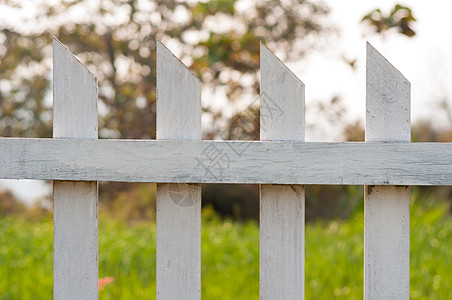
[1,0,451,298]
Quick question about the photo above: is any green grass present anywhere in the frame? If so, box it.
[1,193,451,299]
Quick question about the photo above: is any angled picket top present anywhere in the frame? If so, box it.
[1,37,452,300]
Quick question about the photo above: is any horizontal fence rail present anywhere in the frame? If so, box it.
[1,139,452,185]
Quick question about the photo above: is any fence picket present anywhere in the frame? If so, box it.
[156,41,202,300]
[260,44,305,300]
[364,43,410,299]
[52,38,99,299]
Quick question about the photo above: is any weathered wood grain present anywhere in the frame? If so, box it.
[364,43,410,299]
[156,41,201,300]
[52,37,98,300]
[1,138,452,185]
[259,44,305,300]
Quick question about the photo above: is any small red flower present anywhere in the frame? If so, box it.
[98,277,114,290]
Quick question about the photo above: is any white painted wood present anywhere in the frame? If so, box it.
[259,44,305,300]
[1,139,452,185]
[156,41,201,300]
[260,44,305,141]
[364,43,410,299]
[52,37,98,300]
[366,44,410,143]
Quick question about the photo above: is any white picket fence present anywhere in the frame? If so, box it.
[1,37,451,299]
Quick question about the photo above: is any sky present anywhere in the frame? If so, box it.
[298,0,452,140]
[2,0,452,204]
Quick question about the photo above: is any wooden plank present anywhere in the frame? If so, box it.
[156,41,201,300]
[259,44,305,300]
[364,43,410,299]
[1,139,452,185]
[52,37,98,299]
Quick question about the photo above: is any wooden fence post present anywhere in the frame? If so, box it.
[364,43,410,299]
[156,41,202,300]
[53,38,99,299]
[259,43,305,299]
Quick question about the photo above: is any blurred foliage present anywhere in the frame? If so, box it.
[1,190,451,299]
[0,189,25,215]
[0,189,51,218]
[202,184,258,220]
[99,182,156,225]
[412,121,452,142]
[361,4,416,37]
[0,0,331,139]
